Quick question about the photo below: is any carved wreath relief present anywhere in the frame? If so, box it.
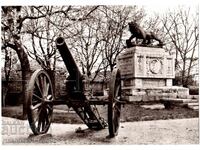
[147,57,163,75]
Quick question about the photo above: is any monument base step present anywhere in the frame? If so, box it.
[122,86,190,101]
[187,106,199,111]
[125,95,164,102]
[160,97,199,111]
[161,98,198,103]
[140,104,165,110]
[187,102,199,106]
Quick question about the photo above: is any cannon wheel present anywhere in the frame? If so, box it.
[108,68,121,138]
[26,69,54,135]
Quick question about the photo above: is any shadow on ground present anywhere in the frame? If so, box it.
[2,102,198,124]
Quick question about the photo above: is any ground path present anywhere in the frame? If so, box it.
[2,117,199,144]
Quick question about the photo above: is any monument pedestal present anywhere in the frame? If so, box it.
[117,46,189,101]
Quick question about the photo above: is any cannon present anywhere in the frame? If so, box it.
[25,37,123,138]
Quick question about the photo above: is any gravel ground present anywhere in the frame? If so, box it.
[2,117,199,144]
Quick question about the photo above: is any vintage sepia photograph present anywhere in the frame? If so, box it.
[1,0,199,146]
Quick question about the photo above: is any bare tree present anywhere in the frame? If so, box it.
[1,6,72,114]
[98,6,145,73]
[23,6,64,92]
[67,6,145,82]
[23,6,101,83]
[66,6,106,81]
[1,7,32,113]
[161,6,199,87]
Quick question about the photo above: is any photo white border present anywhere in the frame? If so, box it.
[0,0,199,149]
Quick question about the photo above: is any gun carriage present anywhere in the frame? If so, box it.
[25,37,125,138]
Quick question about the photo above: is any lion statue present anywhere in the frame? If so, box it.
[126,21,163,47]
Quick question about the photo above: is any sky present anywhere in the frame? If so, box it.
[1,0,199,6]
[1,0,199,17]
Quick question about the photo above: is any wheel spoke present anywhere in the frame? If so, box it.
[45,95,53,102]
[45,100,53,103]
[42,118,46,131]
[37,108,45,132]
[41,108,47,131]
[33,117,39,124]
[43,76,47,96]
[114,98,121,103]
[46,115,50,124]
[32,109,39,123]
[45,107,51,124]
[37,116,42,132]
[113,104,120,113]
[47,94,52,99]
[33,93,43,102]
[115,85,120,97]
[38,75,44,96]
[46,104,53,111]
[47,107,51,121]
[32,107,42,123]
[45,83,50,97]
[35,79,43,96]
[46,105,51,114]
[31,102,42,110]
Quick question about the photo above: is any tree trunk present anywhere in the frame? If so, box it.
[8,41,31,119]
[16,45,31,119]
[181,57,186,87]
[3,50,11,107]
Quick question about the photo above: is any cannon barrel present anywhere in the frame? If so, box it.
[56,37,83,93]
[56,37,82,80]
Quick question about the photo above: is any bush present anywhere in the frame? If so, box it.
[189,86,199,95]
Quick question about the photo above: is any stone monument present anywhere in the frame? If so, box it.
[117,22,189,102]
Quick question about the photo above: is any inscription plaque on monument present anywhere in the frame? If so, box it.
[118,56,134,76]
